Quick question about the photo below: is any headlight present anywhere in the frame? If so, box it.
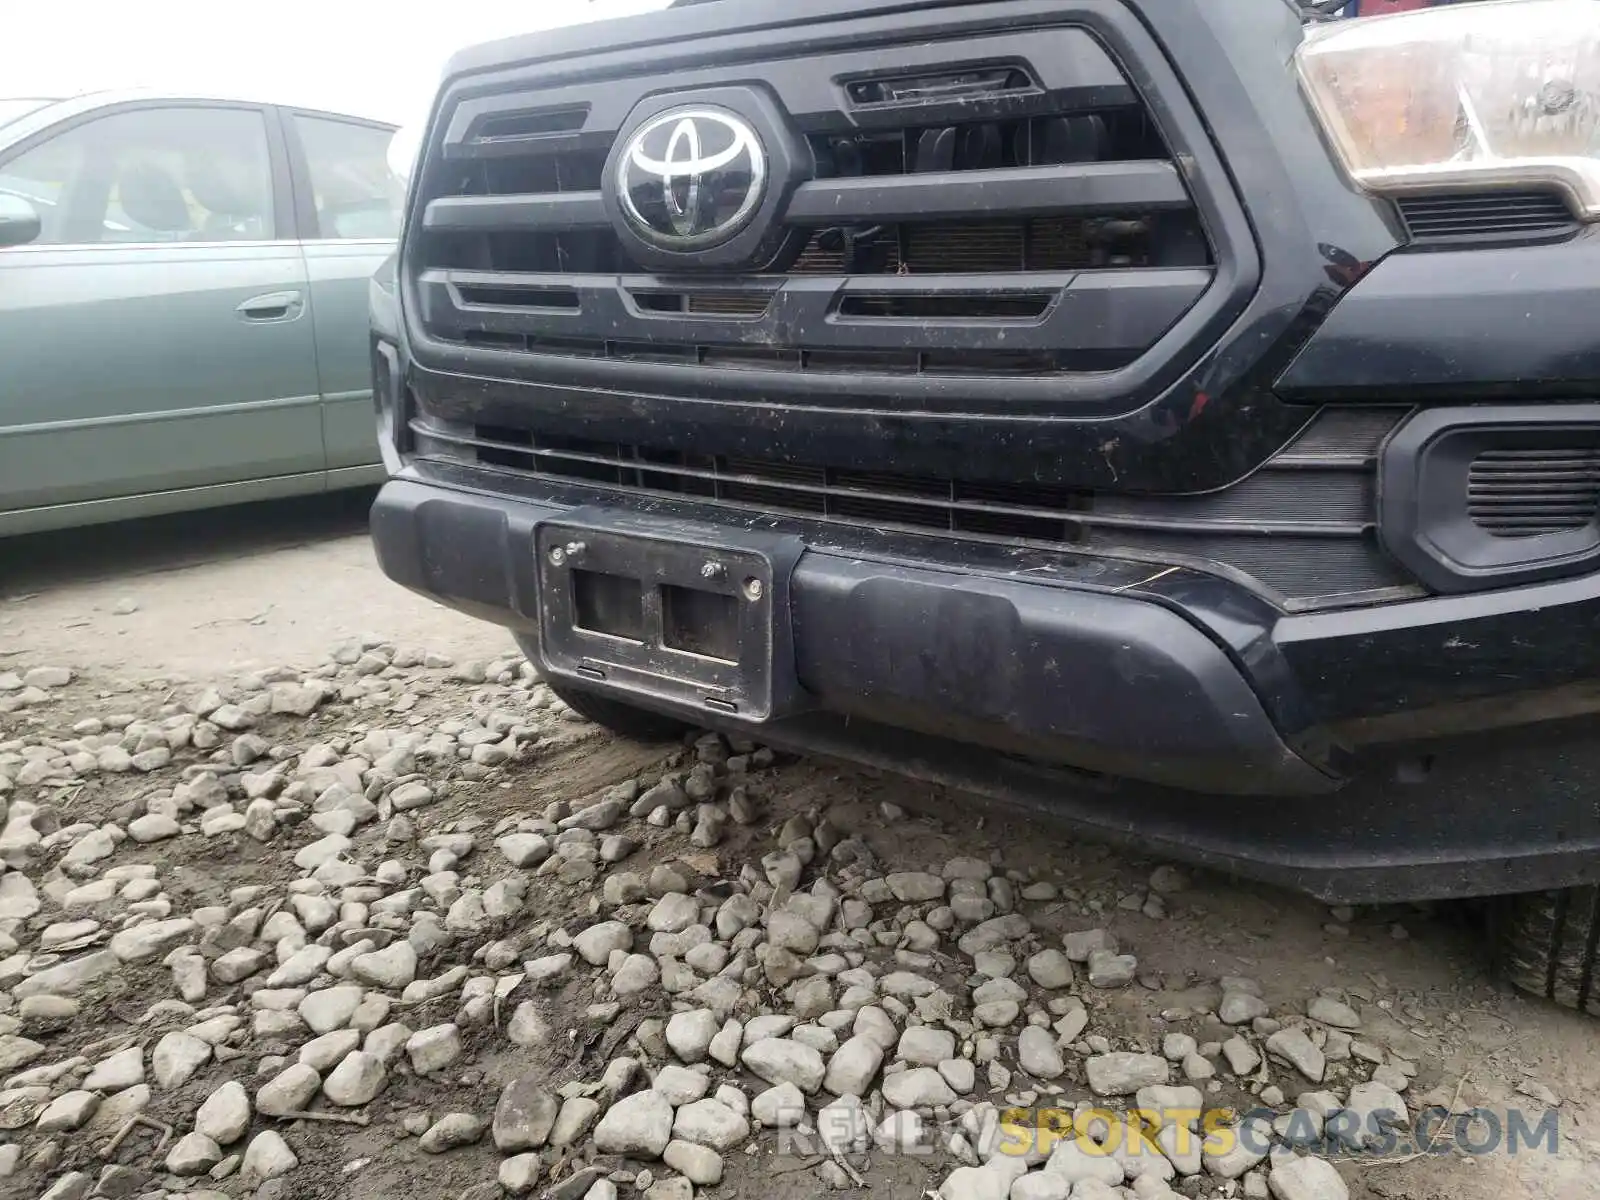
[1295,0,1600,217]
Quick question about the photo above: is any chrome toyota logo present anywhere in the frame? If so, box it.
[615,106,767,249]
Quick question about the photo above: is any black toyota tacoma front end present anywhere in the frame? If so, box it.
[370,0,1600,1004]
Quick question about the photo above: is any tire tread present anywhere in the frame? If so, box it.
[1497,886,1600,1017]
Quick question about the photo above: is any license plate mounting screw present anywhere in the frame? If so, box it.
[742,577,764,601]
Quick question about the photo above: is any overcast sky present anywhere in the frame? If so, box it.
[1,0,673,128]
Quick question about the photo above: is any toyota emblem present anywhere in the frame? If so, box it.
[615,106,768,250]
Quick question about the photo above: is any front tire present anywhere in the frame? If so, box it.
[1494,887,1600,1016]
[517,636,691,741]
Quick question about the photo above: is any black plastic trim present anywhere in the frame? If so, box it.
[424,192,607,232]
[440,23,1135,155]
[418,266,1210,356]
[1277,229,1600,402]
[783,161,1189,225]
[1380,404,1600,594]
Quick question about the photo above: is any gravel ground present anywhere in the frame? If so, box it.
[0,499,1597,1200]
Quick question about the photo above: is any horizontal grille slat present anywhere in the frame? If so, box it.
[1469,447,1600,537]
[418,267,1210,361]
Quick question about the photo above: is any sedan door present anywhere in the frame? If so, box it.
[0,102,323,533]
[281,109,402,481]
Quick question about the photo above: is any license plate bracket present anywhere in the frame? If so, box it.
[534,509,807,723]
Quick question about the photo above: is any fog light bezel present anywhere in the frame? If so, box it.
[1380,403,1600,593]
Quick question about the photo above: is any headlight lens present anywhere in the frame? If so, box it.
[1295,0,1600,217]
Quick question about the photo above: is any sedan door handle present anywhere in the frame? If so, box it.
[236,290,304,322]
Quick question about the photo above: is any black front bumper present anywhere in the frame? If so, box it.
[372,476,1600,904]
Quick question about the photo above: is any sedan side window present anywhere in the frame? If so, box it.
[293,115,402,240]
[0,106,274,246]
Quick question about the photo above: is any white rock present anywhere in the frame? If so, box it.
[1204,1116,1275,1179]
[241,1129,298,1184]
[874,1109,925,1153]
[1223,1036,1262,1076]
[1086,1052,1169,1096]
[84,1046,144,1091]
[1308,997,1361,1029]
[887,872,946,902]
[35,1090,99,1133]
[741,1038,826,1094]
[1220,991,1271,1025]
[1336,1082,1409,1150]
[127,814,181,843]
[1044,1140,1125,1186]
[940,1058,977,1094]
[882,1067,957,1109]
[195,1081,252,1145]
[663,1140,723,1185]
[293,833,352,870]
[499,1152,543,1195]
[1011,1172,1071,1200]
[1061,929,1117,962]
[166,1131,223,1175]
[352,942,418,989]
[1027,950,1075,990]
[647,893,700,933]
[1269,1155,1350,1200]
[406,1024,463,1076]
[939,1165,1014,1200]
[816,1093,872,1155]
[109,919,195,963]
[1266,1028,1326,1083]
[751,1081,807,1128]
[497,833,551,867]
[299,986,364,1034]
[256,1063,321,1116]
[672,1098,750,1152]
[593,1090,673,1158]
[575,921,632,965]
[322,1051,386,1106]
[23,666,72,688]
[151,1032,211,1090]
[898,1026,957,1067]
[823,1035,884,1098]
[665,1009,719,1064]
[1156,1121,1204,1175]
[708,1019,743,1068]
[653,1064,711,1106]
[1017,1027,1065,1079]
[0,874,40,921]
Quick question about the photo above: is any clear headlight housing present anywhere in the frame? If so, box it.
[1295,0,1600,218]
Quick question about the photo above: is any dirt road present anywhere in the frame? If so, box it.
[1,497,1595,1200]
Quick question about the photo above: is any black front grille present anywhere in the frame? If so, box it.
[408,21,1219,383]
[1398,191,1579,246]
[411,406,1418,610]
[1470,448,1600,537]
